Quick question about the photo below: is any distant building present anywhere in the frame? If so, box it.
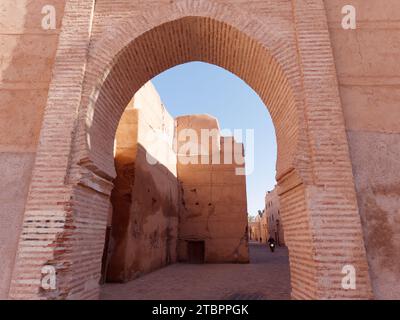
[248,209,268,244]
[248,216,259,241]
[248,215,261,242]
[257,210,268,244]
[105,84,249,283]
[265,187,285,246]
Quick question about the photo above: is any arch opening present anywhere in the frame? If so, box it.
[9,0,373,300]
[82,15,308,299]
[83,16,301,182]
[99,63,289,298]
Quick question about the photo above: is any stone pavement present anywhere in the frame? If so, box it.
[100,242,291,300]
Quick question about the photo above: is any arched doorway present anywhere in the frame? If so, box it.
[9,0,372,300]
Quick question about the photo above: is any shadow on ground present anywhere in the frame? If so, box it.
[100,242,291,300]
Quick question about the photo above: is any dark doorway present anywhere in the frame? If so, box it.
[187,241,205,264]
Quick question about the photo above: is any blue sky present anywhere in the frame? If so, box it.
[152,62,277,217]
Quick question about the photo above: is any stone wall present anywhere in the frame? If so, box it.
[105,85,249,280]
[248,220,261,242]
[259,211,268,245]
[265,188,285,246]
[0,0,66,299]
[176,115,249,263]
[1,0,399,299]
[324,0,400,299]
[249,214,267,244]
[106,83,179,282]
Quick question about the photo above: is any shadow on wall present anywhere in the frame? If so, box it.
[0,0,67,298]
[105,144,180,283]
[102,88,250,283]
[105,141,250,284]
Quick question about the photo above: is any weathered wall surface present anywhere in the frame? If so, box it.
[248,220,261,241]
[0,0,66,299]
[107,83,179,282]
[265,188,285,246]
[176,115,249,263]
[249,213,267,244]
[1,0,399,299]
[324,0,400,299]
[259,210,268,245]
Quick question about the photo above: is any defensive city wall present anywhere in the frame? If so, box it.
[83,82,248,283]
[0,0,399,299]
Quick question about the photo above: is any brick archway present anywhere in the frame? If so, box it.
[9,0,372,299]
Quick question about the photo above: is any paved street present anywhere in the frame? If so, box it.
[100,242,291,300]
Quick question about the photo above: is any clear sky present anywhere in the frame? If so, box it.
[152,62,277,217]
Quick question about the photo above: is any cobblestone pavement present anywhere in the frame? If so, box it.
[100,242,291,300]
